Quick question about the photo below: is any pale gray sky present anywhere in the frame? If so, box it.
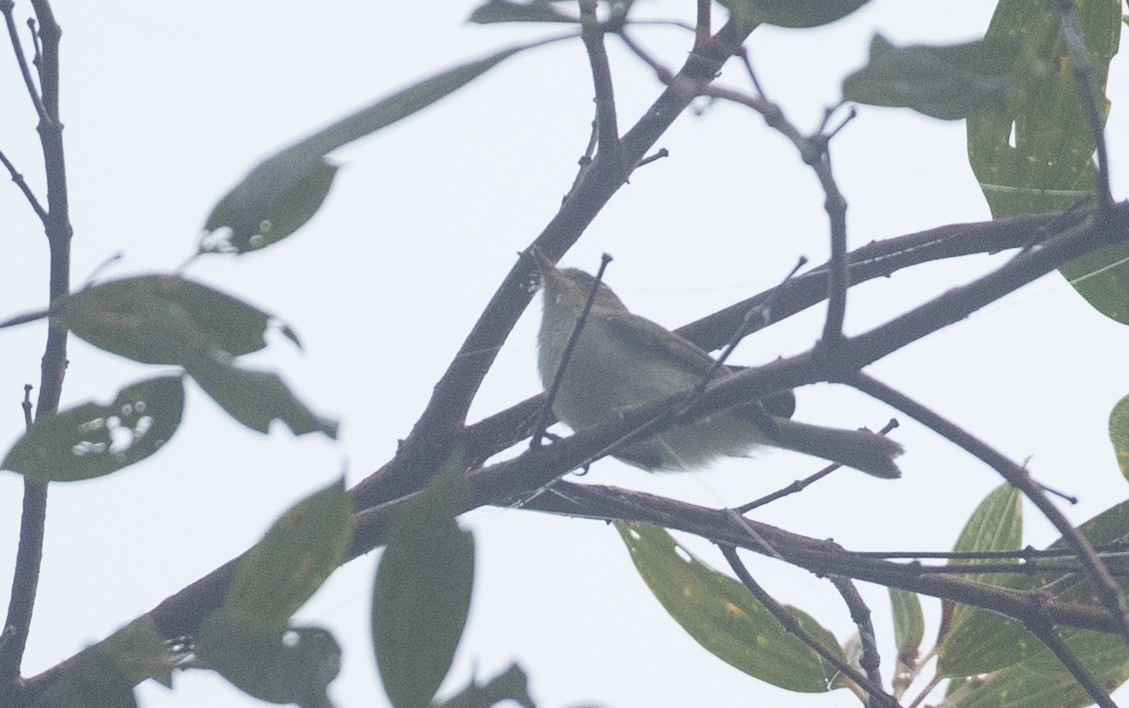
[1,2,1127,707]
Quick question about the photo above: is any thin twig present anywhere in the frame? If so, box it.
[1055,0,1113,214]
[828,576,884,707]
[739,418,899,513]
[720,546,901,707]
[0,3,68,700]
[634,147,668,168]
[0,0,47,122]
[0,147,47,223]
[21,385,33,428]
[354,19,754,506]
[579,0,621,160]
[702,256,806,384]
[847,372,1129,651]
[694,0,710,49]
[531,253,613,449]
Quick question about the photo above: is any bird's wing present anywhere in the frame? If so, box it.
[601,310,716,376]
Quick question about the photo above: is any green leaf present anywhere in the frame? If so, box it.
[842,34,1017,120]
[946,630,1129,708]
[966,0,1124,321]
[717,0,868,28]
[202,39,563,254]
[1060,243,1129,325]
[197,615,341,707]
[186,353,338,438]
[55,645,137,708]
[225,478,355,628]
[2,376,184,482]
[615,522,843,693]
[468,0,578,24]
[938,484,1028,677]
[889,587,924,671]
[54,274,298,365]
[939,498,1129,695]
[203,157,339,254]
[1111,394,1129,479]
[373,455,475,708]
[54,618,170,708]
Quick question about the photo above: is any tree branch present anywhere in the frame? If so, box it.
[0,1,69,700]
[353,19,753,508]
[720,546,900,707]
[847,372,1129,650]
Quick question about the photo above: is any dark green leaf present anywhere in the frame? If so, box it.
[198,614,340,708]
[2,376,184,482]
[1060,243,1129,325]
[225,478,354,628]
[1110,394,1129,479]
[202,40,564,254]
[718,0,868,28]
[186,354,338,438]
[888,588,923,674]
[966,0,1123,321]
[938,484,1029,677]
[54,274,298,365]
[940,497,1129,692]
[55,645,137,708]
[373,456,475,708]
[436,663,536,708]
[203,157,339,254]
[615,522,842,693]
[842,34,1017,120]
[53,618,171,708]
[468,0,578,24]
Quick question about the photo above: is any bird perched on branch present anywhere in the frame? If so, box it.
[535,253,902,478]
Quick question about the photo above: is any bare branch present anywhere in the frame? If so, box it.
[848,372,1129,650]
[720,546,901,707]
[0,148,46,223]
[0,0,47,122]
[828,576,886,707]
[1022,612,1116,708]
[579,0,621,159]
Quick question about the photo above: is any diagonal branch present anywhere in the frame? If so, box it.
[847,372,1129,650]
[720,546,900,707]
[353,19,754,508]
[1022,612,1115,708]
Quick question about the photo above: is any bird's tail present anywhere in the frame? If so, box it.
[765,418,903,478]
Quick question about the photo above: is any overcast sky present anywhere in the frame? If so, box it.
[2,2,1128,707]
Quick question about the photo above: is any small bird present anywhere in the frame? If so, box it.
[535,254,902,478]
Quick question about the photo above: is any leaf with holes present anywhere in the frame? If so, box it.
[3,375,184,482]
[965,0,1124,322]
